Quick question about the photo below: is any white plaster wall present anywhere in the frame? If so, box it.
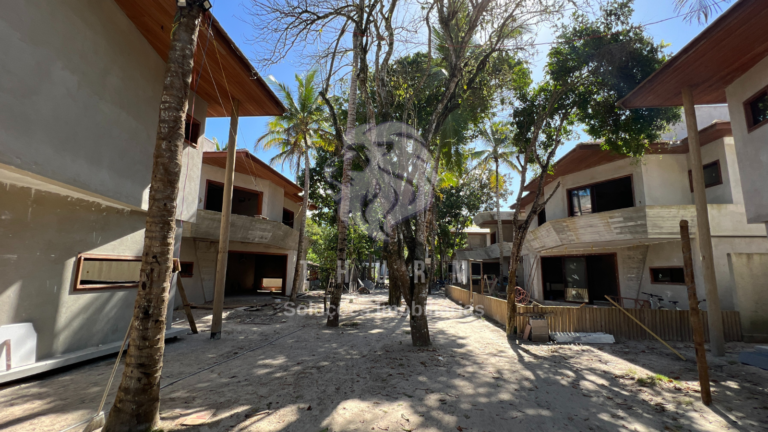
[0,0,165,209]
[283,198,301,214]
[689,138,734,204]
[198,163,287,222]
[725,55,768,224]
[531,158,645,223]
[642,154,692,206]
[728,253,768,341]
[174,93,208,223]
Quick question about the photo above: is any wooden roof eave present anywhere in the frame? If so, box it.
[618,0,768,109]
[114,0,286,118]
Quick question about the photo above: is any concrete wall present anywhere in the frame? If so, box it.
[0,182,174,361]
[0,0,165,209]
[177,239,298,305]
[726,55,768,224]
[198,164,287,223]
[689,138,736,205]
[642,154,692,206]
[728,253,768,342]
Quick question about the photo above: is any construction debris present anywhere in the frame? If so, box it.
[551,332,616,344]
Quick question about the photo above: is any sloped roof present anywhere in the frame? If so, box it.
[618,0,768,108]
[114,0,285,117]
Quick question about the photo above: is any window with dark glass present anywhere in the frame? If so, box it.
[282,208,295,229]
[204,182,261,217]
[179,262,194,278]
[744,87,768,131]
[650,267,686,284]
[568,176,633,217]
[537,207,547,226]
[688,160,722,192]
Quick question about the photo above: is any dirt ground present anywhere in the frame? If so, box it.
[2,291,767,431]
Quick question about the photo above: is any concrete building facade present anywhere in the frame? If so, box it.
[177,140,306,305]
[0,1,283,382]
[458,122,768,340]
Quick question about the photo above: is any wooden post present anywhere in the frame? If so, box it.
[680,220,712,405]
[210,98,240,339]
[681,87,725,357]
[176,277,198,334]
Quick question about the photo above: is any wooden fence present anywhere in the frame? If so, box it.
[446,285,471,306]
[445,285,742,342]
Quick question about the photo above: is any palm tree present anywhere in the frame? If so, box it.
[673,0,729,24]
[470,122,519,296]
[257,70,331,304]
[105,3,203,431]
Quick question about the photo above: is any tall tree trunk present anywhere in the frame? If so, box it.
[104,5,202,431]
[327,30,360,327]
[290,148,311,303]
[387,219,403,307]
[495,158,504,297]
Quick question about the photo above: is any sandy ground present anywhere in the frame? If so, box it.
[1,291,767,432]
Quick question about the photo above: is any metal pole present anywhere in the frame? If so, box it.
[210,98,240,339]
[681,87,725,356]
[680,220,712,405]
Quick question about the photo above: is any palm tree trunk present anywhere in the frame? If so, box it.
[495,158,504,296]
[326,30,360,327]
[104,5,202,431]
[290,148,311,303]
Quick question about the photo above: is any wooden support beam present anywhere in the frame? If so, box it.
[210,98,240,339]
[605,295,686,361]
[680,220,712,405]
[172,259,197,334]
[681,87,726,356]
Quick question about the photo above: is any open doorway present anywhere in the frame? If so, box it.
[541,254,619,304]
[225,252,287,296]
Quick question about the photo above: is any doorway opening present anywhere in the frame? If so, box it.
[541,254,619,304]
[225,252,287,296]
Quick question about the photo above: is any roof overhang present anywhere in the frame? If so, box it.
[618,0,768,109]
[114,0,286,117]
[203,151,316,208]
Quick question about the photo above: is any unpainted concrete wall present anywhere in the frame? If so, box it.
[198,164,287,223]
[0,0,165,208]
[726,55,768,224]
[728,253,768,342]
[177,240,298,305]
[0,182,175,360]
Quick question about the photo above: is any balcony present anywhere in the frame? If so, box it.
[182,209,299,250]
[526,204,763,253]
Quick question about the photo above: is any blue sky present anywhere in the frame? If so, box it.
[204,0,728,203]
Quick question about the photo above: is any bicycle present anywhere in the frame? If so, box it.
[641,292,666,309]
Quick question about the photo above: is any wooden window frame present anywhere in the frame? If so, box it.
[184,115,201,147]
[566,175,635,217]
[743,84,768,133]
[282,208,295,229]
[74,253,142,291]
[648,266,686,286]
[203,180,263,216]
[179,261,194,278]
[688,160,723,192]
